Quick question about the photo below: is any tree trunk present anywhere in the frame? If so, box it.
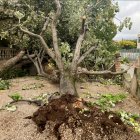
[0,50,25,77]
[59,71,78,97]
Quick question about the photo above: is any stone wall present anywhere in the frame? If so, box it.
[123,57,140,99]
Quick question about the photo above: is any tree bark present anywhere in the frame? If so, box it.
[59,71,78,96]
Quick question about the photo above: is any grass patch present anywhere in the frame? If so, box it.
[0,79,10,90]
[22,83,44,90]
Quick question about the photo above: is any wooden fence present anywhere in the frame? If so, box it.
[120,49,140,60]
[0,48,18,60]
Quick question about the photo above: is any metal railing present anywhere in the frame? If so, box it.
[0,47,18,60]
[120,49,140,60]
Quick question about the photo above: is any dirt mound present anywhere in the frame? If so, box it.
[32,94,140,140]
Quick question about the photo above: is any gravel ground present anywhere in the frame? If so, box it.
[0,76,140,140]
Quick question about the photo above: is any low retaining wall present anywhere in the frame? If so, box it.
[123,57,140,99]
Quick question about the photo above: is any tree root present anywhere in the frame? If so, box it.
[9,99,44,106]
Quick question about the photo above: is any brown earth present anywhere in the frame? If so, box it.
[0,76,140,140]
[32,94,140,140]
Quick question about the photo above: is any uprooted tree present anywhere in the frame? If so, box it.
[0,0,132,96]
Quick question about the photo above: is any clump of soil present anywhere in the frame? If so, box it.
[32,94,140,140]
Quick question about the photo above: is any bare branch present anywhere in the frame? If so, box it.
[22,54,35,60]
[114,17,122,24]
[41,50,45,62]
[40,17,50,36]
[77,65,132,75]
[39,36,55,60]
[38,48,43,58]
[19,27,55,61]
[20,27,40,38]
[78,45,98,65]
[37,55,45,74]
[9,99,43,106]
[78,70,126,75]
[108,63,115,70]
[26,50,36,64]
[71,17,87,72]
[53,0,61,23]
[51,0,63,72]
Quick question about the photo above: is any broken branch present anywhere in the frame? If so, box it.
[78,45,98,65]
[77,65,132,75]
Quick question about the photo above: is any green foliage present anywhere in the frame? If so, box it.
[0,79,10,90]
[118,111,140,133]
[113,75,123,85]
[91,75,123,85]
[118,17,132,32]
[94,93,126,111]
[14,11,25,22]
[22,83,44,90]
[118,40,137,49]
[121,57,130,64]
[2,68,28,80]
[0,0,132,71]
[8,93,23,101]
[60,42,73,67]
[82,41,120,70]
[0,1,118,49]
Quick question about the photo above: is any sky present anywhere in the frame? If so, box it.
[113,0,140,40]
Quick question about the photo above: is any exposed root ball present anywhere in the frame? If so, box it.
[32,94,140,140]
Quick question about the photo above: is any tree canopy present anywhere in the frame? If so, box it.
[0,0,132,70]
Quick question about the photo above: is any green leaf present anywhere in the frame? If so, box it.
[9,93,23,101]
[14,11,24,20]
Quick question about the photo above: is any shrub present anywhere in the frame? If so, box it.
[2,68,28,79]
[94,93,126,110]
[87,93,127,111]
[118,40,137,49]
[0,79,10,90]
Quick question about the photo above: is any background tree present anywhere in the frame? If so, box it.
[118,40,137,49]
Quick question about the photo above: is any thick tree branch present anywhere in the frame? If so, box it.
[51,0,63,72]
[40,49,45,62]
[20,27,55,61]
[51,23,63,71]
[78,70,127,75]
[40,17,50,36]
[0,50,25,76]
[20,27,40,38]
[39,36,55,60]
[9,99,43,106]
[71,17,87,72]
[78,45,98,65]
[54,0,61,23]
[22,54,35,60]
[27,50,36,65]
[77,65,132,75]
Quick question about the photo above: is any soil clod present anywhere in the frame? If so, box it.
[32,94,140,140]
